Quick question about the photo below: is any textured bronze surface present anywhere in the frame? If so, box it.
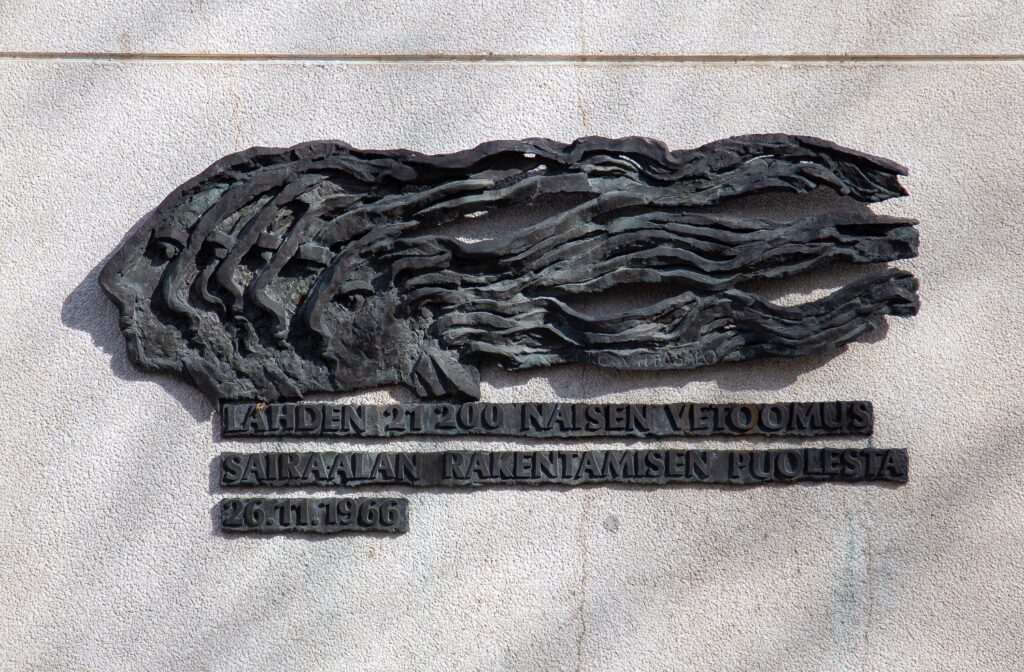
[219,448,908,488]
[220,497,408,534]
[221,401,873,438]
[101,135,919,403]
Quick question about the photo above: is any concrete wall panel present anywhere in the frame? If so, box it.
[0,59,1021,670]
[0,1,1022,56]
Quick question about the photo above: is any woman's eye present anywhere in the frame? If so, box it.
[336,280,374,311]
[159,242,181,259]
[149,238,183,260]
[340,294,366,311]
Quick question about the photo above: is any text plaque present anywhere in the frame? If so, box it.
[220,497,408,534]
[222,401,873,439]
[220,448,907,488]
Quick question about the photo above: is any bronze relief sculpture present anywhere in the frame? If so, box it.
[100,135,918,403]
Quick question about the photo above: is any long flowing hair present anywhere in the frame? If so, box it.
[101,135,918,401]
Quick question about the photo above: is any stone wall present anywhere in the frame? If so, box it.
[1,4,1022,670]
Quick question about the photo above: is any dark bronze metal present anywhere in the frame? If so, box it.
[220,448,908,488]
[220,497,408,534]
[222,400,873,438]
[100,135,919,403]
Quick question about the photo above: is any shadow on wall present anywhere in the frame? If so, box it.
[53,141,937,670]
[60,212,213,422]
[62,183,897,414]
